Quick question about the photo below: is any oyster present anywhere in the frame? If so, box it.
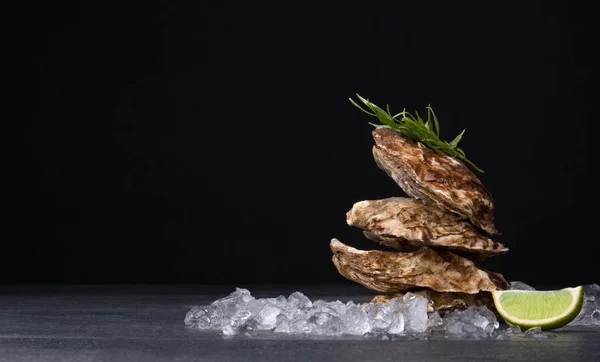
[330,238,509,294]
[346,197,507,259]
[369,289,495,313]
[372,127,498,235]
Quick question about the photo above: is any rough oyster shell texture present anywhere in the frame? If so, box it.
[330,238,509,294]
[346,197,507,259]
[372,127,498,235]
[330,120,508,305]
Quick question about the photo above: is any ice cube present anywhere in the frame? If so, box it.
[219,287,255,303]
[326,300,348,316]
[467,307,498,333]
[307,312,344,335]
[275,295,288,306]
[523,326,556,339]
[446,319,465,336]
[425,311,445,332]
[387,311,405,334]
[288,291,312,309]
[277,302,301,321]
[510,281,536,291]
[364,302,393,332]
[311,300,347,317]
[442,306,498,338]
[571,284,600,326]
[227,298,267,328]
[253,303,281,330]
[492,323,522,340]
[510,325,522,334]
[221,324,237,336]
[584,284,599,301]
[274,318,291,333]
[229,307,253,328]
[473,307,499,331]
[184,305,225,329]
[341,302,370,335]
[212,288,255,316]
[289,318,312,334]
[402,293,428,332]
[387,297,405,313]
[505,324,522,334]
[463,324,477,333]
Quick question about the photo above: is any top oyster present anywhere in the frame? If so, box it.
[372,127,498,235]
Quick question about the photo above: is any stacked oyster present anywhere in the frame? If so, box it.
[331,127,510,312]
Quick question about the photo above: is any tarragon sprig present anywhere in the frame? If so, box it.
[349,94,484,174]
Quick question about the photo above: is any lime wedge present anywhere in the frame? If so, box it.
[492,286,583,331]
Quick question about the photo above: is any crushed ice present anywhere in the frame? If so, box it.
[522,326,557,339]
[509,281,536,291]
[186,288,495,338]
[442,306,499,338]
[185,284,600,338]
[571,283,600,326]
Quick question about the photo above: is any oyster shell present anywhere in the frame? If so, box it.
[369,289,495,313]
[346,197,507,259]
[330,238,509,294]
[372,127,498,235]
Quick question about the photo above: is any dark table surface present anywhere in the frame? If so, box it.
[1,284,599,362]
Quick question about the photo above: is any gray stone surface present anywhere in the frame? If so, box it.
[1,285,600,361]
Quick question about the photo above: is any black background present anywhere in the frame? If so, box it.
[10,1,599,287]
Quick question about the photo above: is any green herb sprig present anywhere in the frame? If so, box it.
[349,94,484,174]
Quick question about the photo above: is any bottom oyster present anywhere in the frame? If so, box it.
[330,238,508,294]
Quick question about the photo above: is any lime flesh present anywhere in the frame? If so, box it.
[492,286,583,331]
